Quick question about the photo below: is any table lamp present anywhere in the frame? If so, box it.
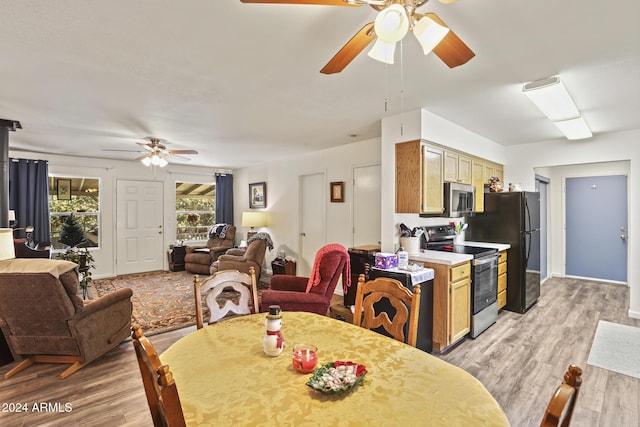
[242,211,267,239]
[0,228,16,261]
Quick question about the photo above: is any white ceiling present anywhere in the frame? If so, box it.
[2,0,639,169]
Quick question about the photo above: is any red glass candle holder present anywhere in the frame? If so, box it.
[292,344,318,373]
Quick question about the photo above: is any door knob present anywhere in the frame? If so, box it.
[621,234,626,240]
[621,226,626,232]
[300,232,306,237]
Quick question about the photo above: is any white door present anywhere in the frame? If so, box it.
[565,175,627,283]
[299,172,326,277]
[116,180,164,275]
[353,164,381,247]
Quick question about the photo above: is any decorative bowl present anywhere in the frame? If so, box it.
[306,361,367,394]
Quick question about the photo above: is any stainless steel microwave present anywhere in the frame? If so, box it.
[444,182,476,217]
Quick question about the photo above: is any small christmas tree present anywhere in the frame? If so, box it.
[58,213,87,248]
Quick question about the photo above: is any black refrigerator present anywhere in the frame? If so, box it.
[466,191,541,313]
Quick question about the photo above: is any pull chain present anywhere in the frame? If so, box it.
[400,39,404,137]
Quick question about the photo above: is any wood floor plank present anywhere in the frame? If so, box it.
[0,277,638,426]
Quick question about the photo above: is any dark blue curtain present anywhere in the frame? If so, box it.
[215,174,234,225]
[9,158,50,243]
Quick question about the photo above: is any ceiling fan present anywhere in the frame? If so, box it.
[240,0,474,74]
[103,137,198,167]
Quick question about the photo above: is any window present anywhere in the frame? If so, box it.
[176,182,215,241]
[49,177,100,250]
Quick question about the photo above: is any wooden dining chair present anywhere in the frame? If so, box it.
[131,325,186,427]
[353,274,421,347]
[193,267,258,329]
[540,364,583,427]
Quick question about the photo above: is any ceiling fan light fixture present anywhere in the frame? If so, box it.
[141,156,152,167]
[413,15,450,55]
[374,4,409,43]
[367,38,396,64]
[157,157,168,167]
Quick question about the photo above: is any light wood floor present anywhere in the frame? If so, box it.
[1,277,638,426]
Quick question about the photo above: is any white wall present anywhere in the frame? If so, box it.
[505,129,640,318]
[233,138,382,275]
[9,149,230,279]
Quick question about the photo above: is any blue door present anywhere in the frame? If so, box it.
[566,175,627,283]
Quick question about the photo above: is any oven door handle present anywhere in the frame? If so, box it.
[473,255,499,266]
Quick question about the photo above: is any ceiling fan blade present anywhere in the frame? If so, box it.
[241,0,358,5]
[425,13,475,68]
[102,149,145,152]
[168,150,198,155]
[320,22,376,74]
[168,154,192,161]
[439,0,460,3]
[137,142,154,151]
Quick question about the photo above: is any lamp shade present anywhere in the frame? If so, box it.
[413,15,450,55]
[0,228,15,261]
[374,4,409,43]
[367,38,397,64]
[242,211,267,228]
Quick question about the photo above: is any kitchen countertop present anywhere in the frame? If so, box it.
[462,241,511,251]
[408,250,473,266]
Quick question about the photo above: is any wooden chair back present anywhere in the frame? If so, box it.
[540,364,583,427]
[352,274,421,347]
[131,325,186,427]
[193,267,258,328]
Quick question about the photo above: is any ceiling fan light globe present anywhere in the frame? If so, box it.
[374,4,409,43]
[367,38,396,64]
[141,156,152,167]
[158,157,169,167]
[413,15,450,55]
[151,154,161,165]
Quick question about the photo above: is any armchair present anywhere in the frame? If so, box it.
[184,225,236,275]
[259,244,350,316]
[211,238,267,278]
[0,258,133,379]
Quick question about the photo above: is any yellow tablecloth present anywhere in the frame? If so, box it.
[161,312,509,427]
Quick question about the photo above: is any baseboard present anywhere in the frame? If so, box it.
[629,309,640,319]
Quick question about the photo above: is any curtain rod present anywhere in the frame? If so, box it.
[48,162,113,170]
[167,169,232,176]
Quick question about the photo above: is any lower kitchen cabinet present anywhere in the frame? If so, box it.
[497,250,507,309]
[417,260,471,352]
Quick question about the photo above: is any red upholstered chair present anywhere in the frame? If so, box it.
[259,245,349,316]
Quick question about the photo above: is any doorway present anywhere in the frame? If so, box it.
[352,164,381,247]
[299,172,326,276]
[535,176,549,282]
[565,175,627,283]
[116,180,165,275]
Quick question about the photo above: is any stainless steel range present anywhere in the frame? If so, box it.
[420,225,499,338]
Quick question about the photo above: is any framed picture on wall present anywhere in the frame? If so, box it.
[57,179,72,200]
[249,182,267,209]
[330,181,344,202]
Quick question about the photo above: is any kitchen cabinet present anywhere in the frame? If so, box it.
[497,250,507,309]
[396,140,444,214]
[444,150,472,185]
[472,159,486,213]
[417,260,471,352]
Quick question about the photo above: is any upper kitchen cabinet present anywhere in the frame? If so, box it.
[444,151,472,185]
[396,140,444,214]
[472,158,504,213]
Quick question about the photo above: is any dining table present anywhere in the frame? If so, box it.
[161,311,509,427]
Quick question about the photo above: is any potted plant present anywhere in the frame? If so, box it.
[56,214,95,299]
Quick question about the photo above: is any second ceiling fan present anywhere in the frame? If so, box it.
[240,0,474,74]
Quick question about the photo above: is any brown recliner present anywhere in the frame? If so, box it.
[184,225,236,275]
[211,238,267,279]
[0,258,133,379]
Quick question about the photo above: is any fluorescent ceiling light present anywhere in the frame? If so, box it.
[522,76,580,121]
[523,75,592,140]
[552,116,593,140]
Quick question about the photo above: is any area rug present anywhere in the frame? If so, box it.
[587,320,640,379]
[93,271,270,336]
